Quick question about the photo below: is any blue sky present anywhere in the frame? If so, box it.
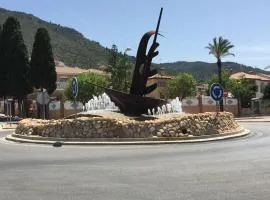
[1,0,270,68]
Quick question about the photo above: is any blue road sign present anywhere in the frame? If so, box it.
[71,77,78,98]
[210,83,223,101]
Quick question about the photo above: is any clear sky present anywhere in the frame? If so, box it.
[1,0,270,68]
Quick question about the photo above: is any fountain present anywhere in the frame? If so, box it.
[84,93,118,112]
[102,8,166,116]
[170,97,183,113]
[79,7,184,118]
[12,7,241,142]
[145,98,183,116]
[82,93,183,117]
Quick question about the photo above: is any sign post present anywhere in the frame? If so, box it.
[210,83,224,113]
[6,99,12,126]
[71,77,79,115]
[37,90,50,119]
[224,88,228,111]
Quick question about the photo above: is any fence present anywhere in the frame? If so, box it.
[182,96,238,116]
[0,96,239,119]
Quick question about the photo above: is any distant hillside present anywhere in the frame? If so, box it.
[161,61,270,81]
[0,7,111,68]
[1,7,270,81]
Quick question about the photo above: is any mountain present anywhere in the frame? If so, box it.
[161,61,270,81]
[1,8,270,81]
[0,7,111,68]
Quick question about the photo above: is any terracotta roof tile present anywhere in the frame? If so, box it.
[230,72,270,81]
[56,66,107,76]
[148,74,173,80]
[56,66,88,75]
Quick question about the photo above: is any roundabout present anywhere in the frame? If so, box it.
[4,111,245,145]
[5,128,249,145]
[0,122,269,199]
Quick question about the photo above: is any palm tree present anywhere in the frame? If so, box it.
[206,36,234,111]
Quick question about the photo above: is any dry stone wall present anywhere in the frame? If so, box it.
[15,112,240,138]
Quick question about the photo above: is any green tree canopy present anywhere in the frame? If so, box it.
[166,73,197,100]
[229,78,257,108]
[64,72,109,105]
[207,69,232,93]
[206,36,234,111]
[263,84,270,100]
[30,27,56,94]
[108,45,132,92]
[108,44,118,68]
[1,17,32,99]
[206,37,235,60]
[0,25,5,97]
[208,70,257,108]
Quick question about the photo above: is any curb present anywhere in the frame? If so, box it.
[5,128,250,145]
[1,127,17,130]
[236,120,270,123]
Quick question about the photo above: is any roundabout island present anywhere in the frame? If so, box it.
[6,111,249,145]
[4,9,249,145]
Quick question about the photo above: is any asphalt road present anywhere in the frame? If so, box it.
[0,122,270,200]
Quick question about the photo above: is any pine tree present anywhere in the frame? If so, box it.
[30,28,56,94]
[108,44,118,68]
[1,17,32,116]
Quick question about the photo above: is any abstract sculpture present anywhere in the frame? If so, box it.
[105,8,166,115]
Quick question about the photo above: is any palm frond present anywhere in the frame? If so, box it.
[207,36,234,59]
[223,45,234,53]
[221,52,235,58]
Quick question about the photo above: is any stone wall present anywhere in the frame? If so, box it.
[15,112,240,138]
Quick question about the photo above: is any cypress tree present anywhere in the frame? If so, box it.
[30,28,56,94]
[0,25,6,97]
[1,17,32,116]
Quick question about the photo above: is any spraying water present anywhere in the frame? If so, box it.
[83,93,183,116]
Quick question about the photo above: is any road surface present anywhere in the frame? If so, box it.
[0,122,269,200]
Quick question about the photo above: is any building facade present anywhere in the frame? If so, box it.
[146,74,173,99]
[230,71,270,98]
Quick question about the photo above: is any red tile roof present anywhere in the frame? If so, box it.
[230,72,270,82]
[56,66,108,76]
[148,74,173,80]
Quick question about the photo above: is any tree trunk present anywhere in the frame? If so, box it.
[238,96,242,117]
[24,98,29,118]
[11,98,15,117]
[21,97,29,118]
[17,98,22,117]
[40,87,46,119]
[60,99,65,118]
[217,59,224,112]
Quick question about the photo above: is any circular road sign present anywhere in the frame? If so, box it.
[210,83,224,101]
[37,91,50,105]
[71,77,78,98]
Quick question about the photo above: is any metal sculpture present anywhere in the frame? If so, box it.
[105,8,166,115]
[130,8,163,96]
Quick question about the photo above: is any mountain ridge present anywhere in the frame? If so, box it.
[1,7,269,81]
[160,61,270,81]
[0,7,111,68]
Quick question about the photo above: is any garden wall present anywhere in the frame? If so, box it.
[16,112,240,138]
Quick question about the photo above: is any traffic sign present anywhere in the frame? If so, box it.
[210,83,224,101]
[71,77,78,98]
[37,91,50,105]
